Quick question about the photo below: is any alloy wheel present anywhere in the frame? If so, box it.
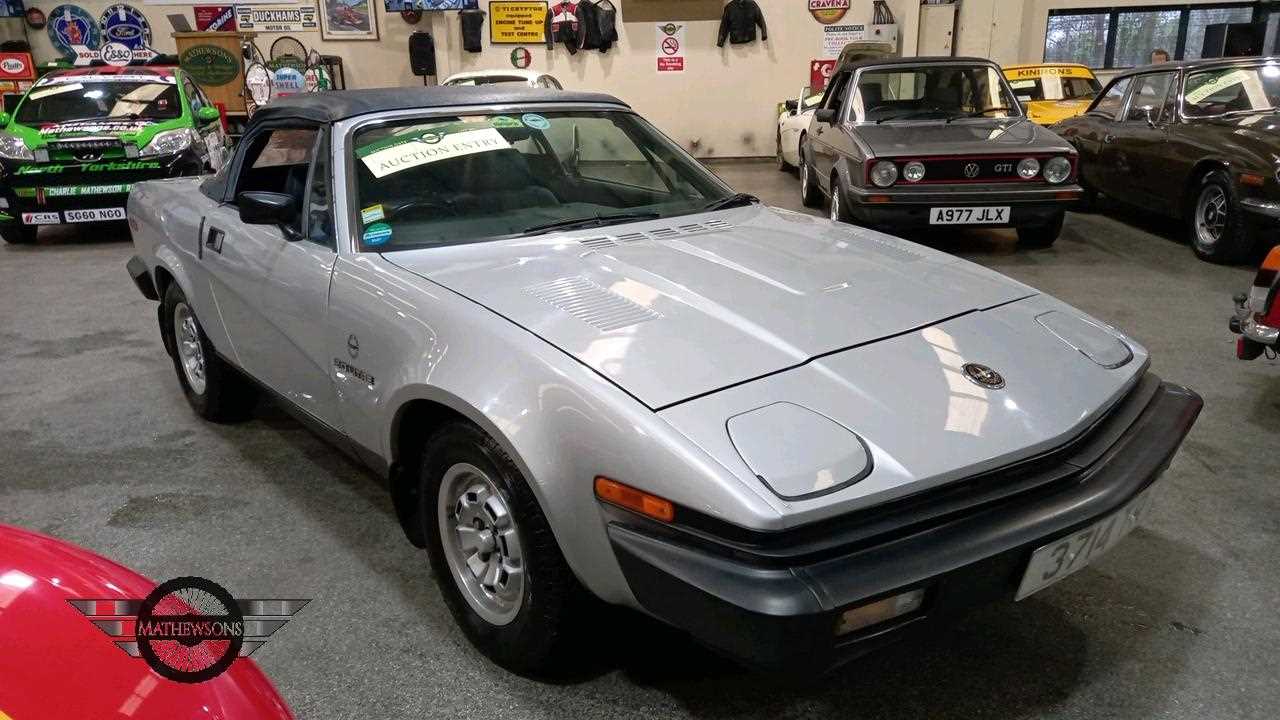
[1195,185,1227,249]
[830,184,841,222]
[437,462,525,625]
[173,302,207,395]
[800,151,810,198]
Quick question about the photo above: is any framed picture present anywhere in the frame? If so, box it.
[321,0,378,40]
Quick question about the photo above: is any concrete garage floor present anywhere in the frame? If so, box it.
[2,158,1278,719]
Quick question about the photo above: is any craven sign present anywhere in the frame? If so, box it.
[809,0,850,25]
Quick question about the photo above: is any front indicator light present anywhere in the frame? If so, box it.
[902,161,926,182]
[1017,157,1041,179]
[1044,156,1072,184]
[594,477,675,522]
[836,588,925,636]
[870,160,898,188]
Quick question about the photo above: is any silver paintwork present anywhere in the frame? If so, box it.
[129,102,1149,613]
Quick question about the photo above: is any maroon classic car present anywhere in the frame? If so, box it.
[1054,57,1280,264]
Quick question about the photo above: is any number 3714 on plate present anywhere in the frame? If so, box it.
[1015,487,1156,600]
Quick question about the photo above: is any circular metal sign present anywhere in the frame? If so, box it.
[99,4,152,51]
[48,5,102,61]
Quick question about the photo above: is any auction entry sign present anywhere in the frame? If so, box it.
[489,1,547,44]
[235,3,318,32]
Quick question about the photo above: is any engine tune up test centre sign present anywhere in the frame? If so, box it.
[656,22,685,73]
[489,2,547,45]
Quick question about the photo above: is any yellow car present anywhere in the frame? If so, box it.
[1003,64,1102,125]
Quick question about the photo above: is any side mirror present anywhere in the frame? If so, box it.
[0,111,9,127]
[814,108,838,125]
[237,191,298,233]
[196,105,221,124]
[784,99,799,113]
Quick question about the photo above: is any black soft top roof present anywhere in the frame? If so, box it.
[249,86,629,125]
[835,55,998,73]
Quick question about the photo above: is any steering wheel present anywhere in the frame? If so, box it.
[381,199,458,220]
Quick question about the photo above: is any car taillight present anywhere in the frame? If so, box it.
[1253,246,1280,324]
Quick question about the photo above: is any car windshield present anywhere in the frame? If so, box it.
[1007,73,1101,102]
[802,92,824,109]
[852,64,1019,122]
[1183,64,1280,117]
[445,76,529,86]
[15,79,181,124]
[352,110,734,252]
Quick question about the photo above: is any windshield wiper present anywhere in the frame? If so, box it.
[703,193,758,211]
[945,107,1017,123]
[520,212,661,236]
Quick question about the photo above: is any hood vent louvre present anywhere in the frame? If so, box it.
[524,277,661,332]
[577,220,736,254]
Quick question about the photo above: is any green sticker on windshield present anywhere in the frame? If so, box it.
[490,115,523,128]
[361,204,385,224]
[363,222,392,247]
[521,113,550,130]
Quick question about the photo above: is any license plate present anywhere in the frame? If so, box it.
[63,207,126,223]
[1015,488,1155,601]
[929,206,1010,225]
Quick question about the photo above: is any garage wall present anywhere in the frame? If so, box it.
[17,0,1254,158]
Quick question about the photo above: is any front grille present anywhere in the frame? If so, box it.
[46,138,127,163]
[869,155,1073,185]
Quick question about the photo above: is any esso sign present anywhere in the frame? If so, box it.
[0,58,25,74]
[101,42,133,66]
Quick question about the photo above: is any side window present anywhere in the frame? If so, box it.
[304,132,334,250]
[1090,78,1131,119]
[1125,72,1176,123]
[824,72,850,111]
[183,78,203,114]
[233,127,319,235]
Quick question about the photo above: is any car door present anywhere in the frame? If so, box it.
[1106,70,1179,208]
[199,124,342,427]
[1072,77,1132,198]
[810,71,852,189]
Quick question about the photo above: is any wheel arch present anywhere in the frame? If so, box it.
[1181,158,1231,218]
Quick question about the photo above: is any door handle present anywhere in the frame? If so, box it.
[1103,134,1116,144]
[205,226,224,255]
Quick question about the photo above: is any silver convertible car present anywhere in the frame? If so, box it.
[126,87,1201,676]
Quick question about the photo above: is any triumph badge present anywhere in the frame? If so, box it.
[962,363,1005,389]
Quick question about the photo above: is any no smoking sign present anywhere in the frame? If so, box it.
[655,23,686,73]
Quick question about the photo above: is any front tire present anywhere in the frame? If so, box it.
[799,139,822,208]
[829,173,851,223]
[161,283,257,422]
[0,225,38,245]
[1189,170,1254,264]
[775,131,789,171]
[420,422,587,676]
[1017,212,1064,248]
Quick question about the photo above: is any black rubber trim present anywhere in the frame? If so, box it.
[127,256,158,301]
[608,380,1202,672]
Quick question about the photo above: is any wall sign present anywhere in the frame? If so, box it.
[808,0,849,25]
[489,1,547,45]
[655,22,685,73]
[25,8,47,29]
[195,5,237,30]
[235,4,318,33]
[180,43,240,86]
[509,46,531,69]
[0,52,35,80]
[810,59,836,92]
[48,5,101,61]
[822,24,865,58]
[320,0,378,40]
[99,4,152,50]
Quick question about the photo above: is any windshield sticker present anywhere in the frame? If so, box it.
[359,127,511,179]
[361,204,385,224]
[521,113,550,130]
[36,74,175,85]
[363,222,392,246]
[490,115,524,129]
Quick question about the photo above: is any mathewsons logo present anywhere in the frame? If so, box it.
[809,0,851,24]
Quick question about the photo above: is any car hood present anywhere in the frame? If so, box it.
[855,118,1070,157]
[385,206,1035,409]
[1196,114,1280,148]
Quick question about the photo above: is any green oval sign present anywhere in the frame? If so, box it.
[180,44,239,87]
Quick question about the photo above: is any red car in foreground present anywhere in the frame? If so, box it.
[1231,246,1280,360]
[0,525,294,720]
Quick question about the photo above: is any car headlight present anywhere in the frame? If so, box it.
[870,160,898,188]
[1043,156,1072,185]
[0,131,34,161]
[1017,157,1041,180]
[139,128,196,158]
[902,161,926,182]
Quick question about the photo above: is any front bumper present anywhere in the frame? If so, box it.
[0,153,201,226]
[608,375,1200,674]
[845,183,1081,229]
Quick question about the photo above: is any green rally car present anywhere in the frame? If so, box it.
[0,65,229,244]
